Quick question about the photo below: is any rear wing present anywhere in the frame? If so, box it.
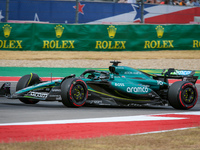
[161,68,195,76]
[154,68,198,84]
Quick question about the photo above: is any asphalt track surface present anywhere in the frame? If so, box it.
[0,82,200,124]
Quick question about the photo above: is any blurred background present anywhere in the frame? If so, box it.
[0,0,200,24]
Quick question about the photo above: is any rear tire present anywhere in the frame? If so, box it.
[61,78,88,107]
[16,73,40,104]
[168,81,198,110]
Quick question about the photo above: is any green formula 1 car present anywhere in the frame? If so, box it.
[0,61,198,109]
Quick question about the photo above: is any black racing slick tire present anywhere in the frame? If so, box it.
[16,73,40,104]
[61,78,88,107]
[168,81,198,110]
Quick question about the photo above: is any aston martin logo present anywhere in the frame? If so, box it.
[55,24,64,38]
[2,24,12,38]
[155,25,164,38]
[107,25,117,39]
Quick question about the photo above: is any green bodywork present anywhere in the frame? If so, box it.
[14,64,167,101]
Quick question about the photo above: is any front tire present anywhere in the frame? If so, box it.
[61,78,88,107]
[168,81,198,110]
[16,73,40,104]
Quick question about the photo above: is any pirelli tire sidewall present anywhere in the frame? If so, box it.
[168,81,198,110]
[61,78,88,107]
[16,73,40,104]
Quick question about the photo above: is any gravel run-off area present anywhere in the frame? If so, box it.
[0,51,200,70]
[0,59,200,70]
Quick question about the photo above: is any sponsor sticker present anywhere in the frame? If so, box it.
[127,87,149,93]
[176,71,192,75]
[114,83,125,87]
[157,80,163,85]
[28,92,48,99]
[124,71,141,75]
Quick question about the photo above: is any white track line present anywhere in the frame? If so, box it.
[1,111,200,126]
[130,127,197,135]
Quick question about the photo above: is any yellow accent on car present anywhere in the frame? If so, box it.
[27,73,33,86]
[88,89,150,101]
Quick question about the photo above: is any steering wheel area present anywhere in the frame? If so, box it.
[80,70,109,80]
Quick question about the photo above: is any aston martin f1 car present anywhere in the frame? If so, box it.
[0,61,198,110]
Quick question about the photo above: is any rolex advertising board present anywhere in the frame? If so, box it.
[0,23,33,50]
[33,24,77,51]
[94,25,127,51]
[0,23,200,51]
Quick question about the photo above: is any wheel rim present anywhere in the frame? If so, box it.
[181,87,195,104]
[72,84,85,102]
